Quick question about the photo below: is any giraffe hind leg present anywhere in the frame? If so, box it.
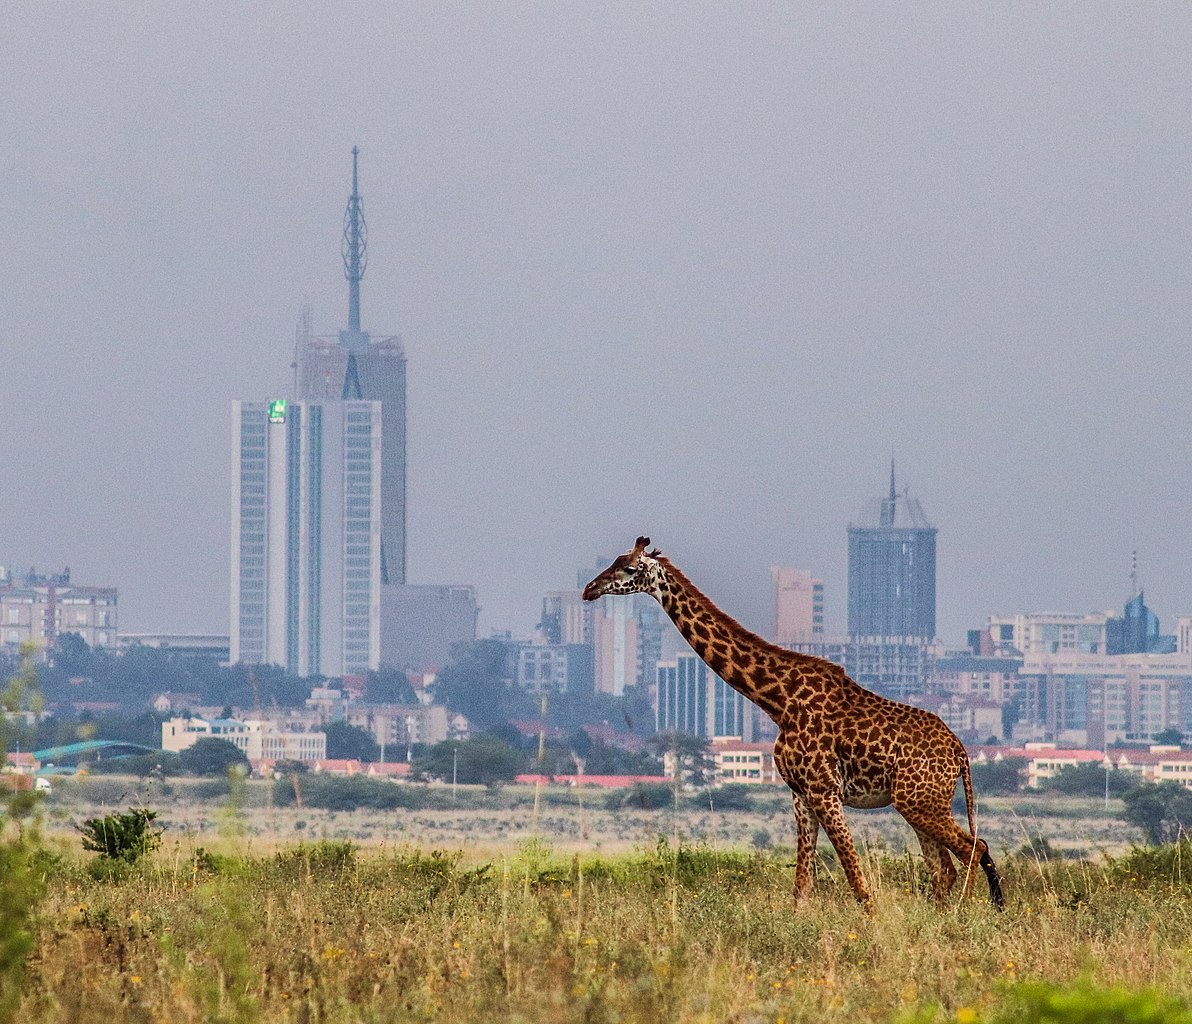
[896,796,1004,910]
[914,829,957,903]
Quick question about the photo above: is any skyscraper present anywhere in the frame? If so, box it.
[771,566,824,645]
[294,148,407,585]
[230,398,382,678]
[655,650,753,740]
[847,462,937,640]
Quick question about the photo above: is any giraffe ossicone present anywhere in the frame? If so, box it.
[583,537,1005,912]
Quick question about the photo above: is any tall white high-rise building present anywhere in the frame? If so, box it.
[230,398,382,678]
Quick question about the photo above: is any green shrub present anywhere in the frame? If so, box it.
[77,807,163,863]
[700,783,755,811]
[272,839,357,879]
[997,977,1192,1024]
[1107,837,1192,886]
[605,782,674,810]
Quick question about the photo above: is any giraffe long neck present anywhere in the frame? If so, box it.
[656,561,790,722]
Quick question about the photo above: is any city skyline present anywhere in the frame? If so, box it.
[3,7,1191,645]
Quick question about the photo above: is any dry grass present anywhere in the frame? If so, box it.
[15,778,1187,1022]
[15,830,1192,1024]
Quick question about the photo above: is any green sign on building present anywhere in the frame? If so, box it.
[268,399,287,423]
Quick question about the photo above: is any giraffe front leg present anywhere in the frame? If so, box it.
[808,792,873,913]
[792,793,819,907]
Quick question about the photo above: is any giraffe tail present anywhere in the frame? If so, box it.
[960,756,1005,910]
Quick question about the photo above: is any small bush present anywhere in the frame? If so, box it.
[701,784,755,811]
[272,840,357,879]
[606,782,674,810]
[77,807,163,864]
[1107,838,1192,887]
[750,828,772,850]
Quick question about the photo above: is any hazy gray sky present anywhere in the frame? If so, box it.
[3,4,1190,644]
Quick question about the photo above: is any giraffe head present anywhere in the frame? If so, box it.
[582,536,666,602]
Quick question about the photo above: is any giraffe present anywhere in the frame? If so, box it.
[582,537,1004,912]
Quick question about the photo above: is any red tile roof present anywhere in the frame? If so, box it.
[516,773,669,788]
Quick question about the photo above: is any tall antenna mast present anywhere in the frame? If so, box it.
[342,146,368,335]
[339,146,367,399]
[880,456,897,526]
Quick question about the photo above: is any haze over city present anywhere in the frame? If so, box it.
[3,5,1190,644]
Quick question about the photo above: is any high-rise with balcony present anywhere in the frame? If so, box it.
[230,398,382,678]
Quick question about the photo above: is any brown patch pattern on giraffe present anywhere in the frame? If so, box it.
[583,536,1004,912]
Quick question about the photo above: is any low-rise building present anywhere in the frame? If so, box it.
[313,759,363,776]
[516,773,669,788]
[346,702,450,751]
[709,739,780,785]
[161,716,327,763]
[120,634,230,663]
[3,752,39,775]
[0,567,117,655]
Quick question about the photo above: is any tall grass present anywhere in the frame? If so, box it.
[17,835,1192,1023]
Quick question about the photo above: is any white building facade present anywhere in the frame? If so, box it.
[162,716,327,763]
[230,399,382,678]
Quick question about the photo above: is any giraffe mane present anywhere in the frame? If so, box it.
[655,556,791,658]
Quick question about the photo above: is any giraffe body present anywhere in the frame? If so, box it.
[583,537,1004,912]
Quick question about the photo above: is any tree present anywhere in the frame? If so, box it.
[414,736,526,789]
[1153,728,1185,747]
[322,721,381,762]
[431,640,535,730]
[51,632,96,677]
[568,732,661,776]
[1041,762,1132,798]
[651,732,715,787]
[1122,782,1192,844]
[969,756,1026,795]
[366,667,417,705]
[179,737,249,776]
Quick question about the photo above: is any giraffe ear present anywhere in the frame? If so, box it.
[648,548,661,558]
[634,536,650,553]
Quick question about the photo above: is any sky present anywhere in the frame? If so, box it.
[2,4,1191,645]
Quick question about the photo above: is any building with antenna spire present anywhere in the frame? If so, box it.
[847,460,937,640]
[295,147,407,586]
[783,462,939,700]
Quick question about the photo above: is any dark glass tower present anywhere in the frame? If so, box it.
[846,463,937,640]
[294,148,407,584]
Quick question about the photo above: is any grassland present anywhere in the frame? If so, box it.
[12,778,1192,1023]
